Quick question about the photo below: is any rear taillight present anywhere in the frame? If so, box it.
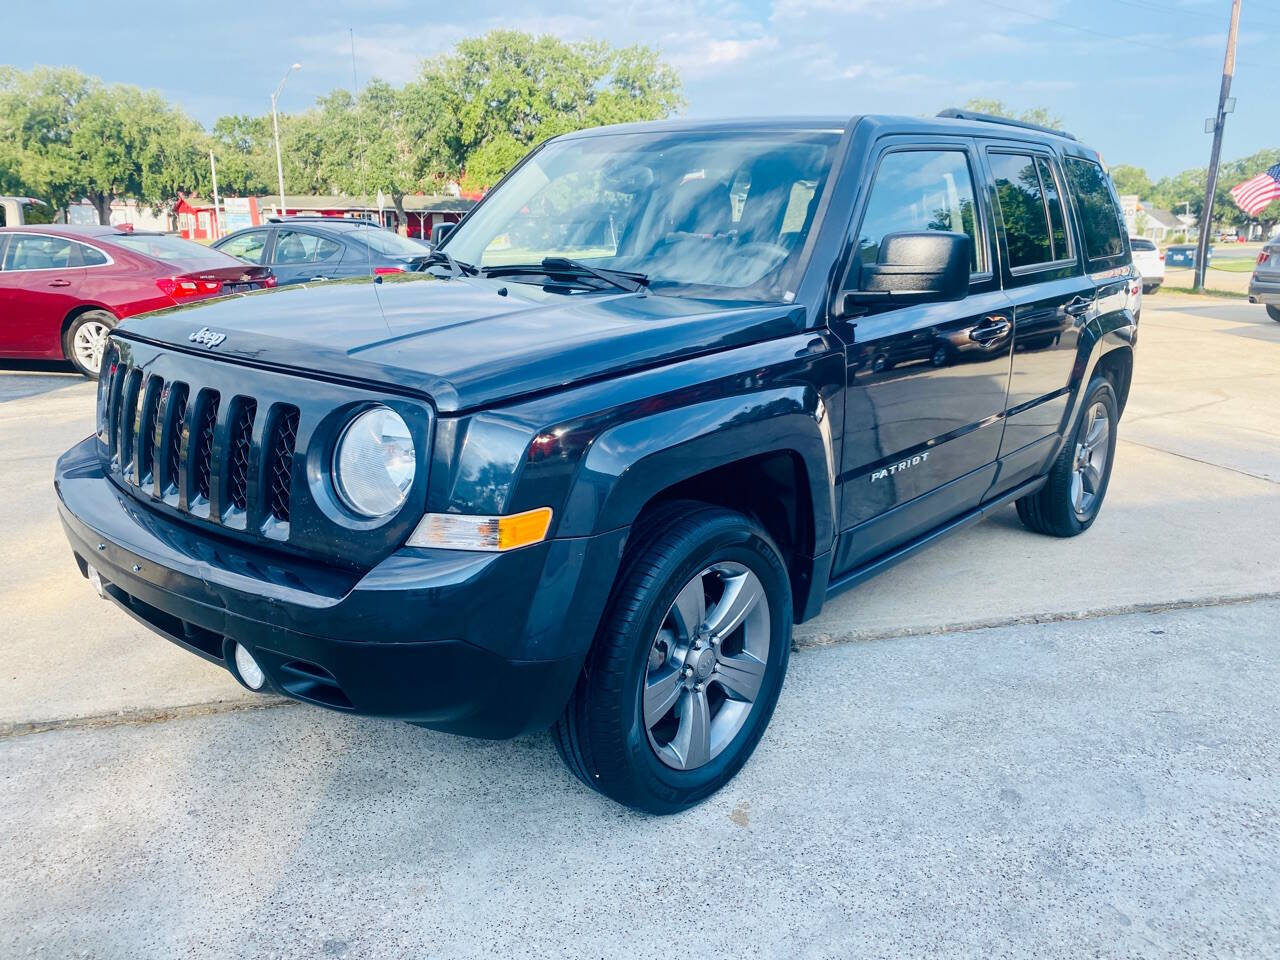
[1258,251,1271,266]
[263,275,277,288]
[373,266,404,275]
[157,278,222,300]
[1158,253,1165,261]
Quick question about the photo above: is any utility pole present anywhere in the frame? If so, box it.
[209,150,222,241]
[271,64,301,218]
[1194,0,1241,291]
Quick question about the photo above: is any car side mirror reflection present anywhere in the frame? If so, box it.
[842,231,971,314]
[432,223,455,247]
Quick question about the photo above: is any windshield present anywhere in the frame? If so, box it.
[446,129,842,300]
[106,233,245,269]
[355,228,432,257]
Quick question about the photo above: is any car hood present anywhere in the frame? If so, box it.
[115,275,802,413]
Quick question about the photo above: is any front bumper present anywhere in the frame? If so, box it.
[55,437,625,738]
[1248,276,1280,305]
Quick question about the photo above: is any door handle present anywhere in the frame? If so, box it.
[48,278,72,288]
[1063,296,1093,317]
[969,316,1011,343]
[310,276,329,282]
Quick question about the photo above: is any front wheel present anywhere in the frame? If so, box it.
[1267,304,1280,323]
[63,310,116,379]
[554,503,792,814]
[1016,375,1119,537]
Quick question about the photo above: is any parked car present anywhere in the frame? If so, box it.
[1249,238,1280,322]
[0,225,274,377]
[1129,236,1165,293]
[213,217,432,286]
[56,110,1138,812]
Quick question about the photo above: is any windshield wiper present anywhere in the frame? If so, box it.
[482,257,649,293]
[420,248,478,278]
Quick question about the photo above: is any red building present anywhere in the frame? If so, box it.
[175,194,473,242]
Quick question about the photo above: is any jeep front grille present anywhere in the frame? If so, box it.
[103,354,299,534]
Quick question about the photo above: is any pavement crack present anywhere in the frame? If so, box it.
[1117,438,1279,485]
[793,590,1280,649]
[0,695,294,741]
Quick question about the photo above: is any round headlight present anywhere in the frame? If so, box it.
[333,406,416,517]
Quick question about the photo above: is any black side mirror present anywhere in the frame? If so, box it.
[842,231,971,313]
[432,223,455,247]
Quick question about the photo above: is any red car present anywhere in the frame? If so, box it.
[0,225,274,378]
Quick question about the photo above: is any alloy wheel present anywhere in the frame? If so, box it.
[72,320,111,374]
[643,562,771,771]
[1071,401,1110,519]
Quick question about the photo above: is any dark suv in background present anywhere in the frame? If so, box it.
[213,217,432,285]
[56,110,1138,813]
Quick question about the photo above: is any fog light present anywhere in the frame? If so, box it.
[234,643,266,691]
[87,565,105,599]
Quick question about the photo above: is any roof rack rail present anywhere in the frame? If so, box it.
[936,108,1077,142]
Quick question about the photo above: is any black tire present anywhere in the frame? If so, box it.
[553,502,792,814]
[62,309,116,379]
[1016,375,1119,537]
[1267,305,1280,323]
[1143,283,1160,295]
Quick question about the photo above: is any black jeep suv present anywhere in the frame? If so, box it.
[55,110,1138,813]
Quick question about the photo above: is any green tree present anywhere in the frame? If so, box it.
[961,98,1064,130]
[1109,164,1152,199]
[421,30,684,190]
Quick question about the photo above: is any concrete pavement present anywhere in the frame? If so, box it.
[1,294,1278,957]
[4,600,1278,958]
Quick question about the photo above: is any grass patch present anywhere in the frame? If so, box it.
[1207,261,1258,273]
[1158,285,1249,300]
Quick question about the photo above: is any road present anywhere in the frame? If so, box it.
[2,295,1278,958]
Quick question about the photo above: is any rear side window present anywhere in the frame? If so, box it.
[76,243,109,266]
[1064,158,1126,266]
[1130,237,1156,252]
[989,153,1052,268]
[856,149,986,274]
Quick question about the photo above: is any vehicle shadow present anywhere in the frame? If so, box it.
[0,360,85,403]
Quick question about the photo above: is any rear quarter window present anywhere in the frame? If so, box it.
[1064,158,1127,268]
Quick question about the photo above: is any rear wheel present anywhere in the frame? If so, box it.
[1016,375,1119,537]
[63,310,116,379]
[1267,305,1280,323]
[553,503,792,814]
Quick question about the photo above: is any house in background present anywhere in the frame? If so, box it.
[1120,195,1183,242]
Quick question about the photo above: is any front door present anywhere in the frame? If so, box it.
[0,233,85,357]
[831,141,1014,575]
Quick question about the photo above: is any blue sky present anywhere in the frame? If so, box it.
[9,0,1277,178]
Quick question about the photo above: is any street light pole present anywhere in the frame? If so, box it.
[1194,0,1241,292]
[271,64,301,218]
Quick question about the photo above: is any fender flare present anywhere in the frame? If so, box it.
[557,384,839,553]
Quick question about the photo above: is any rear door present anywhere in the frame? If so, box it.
[979,144,1096,464]
[830,139,1015,575]
[0,233,86,357]
[268,228,345,285]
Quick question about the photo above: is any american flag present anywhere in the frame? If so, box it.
[1229,163,1280,217]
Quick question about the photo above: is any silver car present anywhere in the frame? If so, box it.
[1249,237,1280,322]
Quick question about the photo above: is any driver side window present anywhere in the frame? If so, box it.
[856,149,985,274]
